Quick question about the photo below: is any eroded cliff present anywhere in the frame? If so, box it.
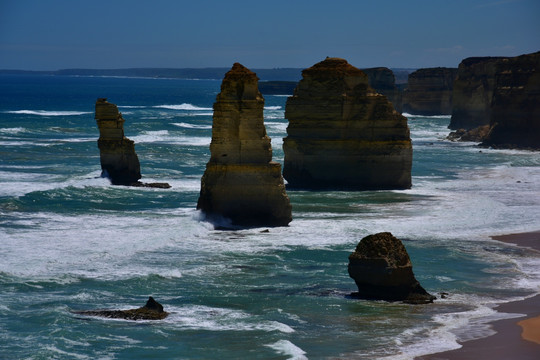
[197,63,292,227]
[283,58,412,190]
[402,67,457,115]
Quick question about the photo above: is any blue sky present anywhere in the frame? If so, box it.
[0,0,538,70]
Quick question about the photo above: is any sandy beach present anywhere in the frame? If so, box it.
[417,231,540,360]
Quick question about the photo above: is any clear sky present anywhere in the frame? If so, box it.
[1,0,539,70]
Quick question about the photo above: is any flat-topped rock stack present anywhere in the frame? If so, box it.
[283,57,412,190]
[95,98,142,185]
[402,67,457,115]
[197,63,292,227]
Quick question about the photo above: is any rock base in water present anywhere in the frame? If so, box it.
[348,232,435,304]
[72,297,168,321]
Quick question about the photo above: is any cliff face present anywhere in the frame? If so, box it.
[362,67,402,113]
[283,58,412,190]
[95,98,141,185]
[197,63,292,227]
[449,57,504,130]
[402,67,457,115]
[482,52,540,149]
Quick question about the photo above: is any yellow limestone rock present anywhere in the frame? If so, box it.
[197,63,292,227]
[283,58,412,190]
[95,98,141,185]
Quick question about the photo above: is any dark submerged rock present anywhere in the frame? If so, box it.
[72,297,169,320]
[348,232,435,304]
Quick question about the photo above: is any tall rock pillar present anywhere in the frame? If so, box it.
[283,58,412,190]
[95,98,141,185]
[197,63,292,227]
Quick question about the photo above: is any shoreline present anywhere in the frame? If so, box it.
[416,230,540,360]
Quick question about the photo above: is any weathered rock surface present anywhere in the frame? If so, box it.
[73,297,169,320]
[447,125,491,142]
[197,63,292,227]
[402,67,457,115]
[95,98,170,188]
[449,57,504,130]
[348,232,435,304]
[283,57,412,190]
[362,67,402,113]
[96,98,141,185]
[481,51,540,149]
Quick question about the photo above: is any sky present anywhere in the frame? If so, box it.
[0,0,539,70]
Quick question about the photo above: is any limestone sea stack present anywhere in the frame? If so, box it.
[402,67,457,115]
[95,98,141,185]
[348,232,435,304]
[449,57,503,130]
[481,51,540,149]
[197,63,292,227]
[283,58,412,190]
[362,67,402,113]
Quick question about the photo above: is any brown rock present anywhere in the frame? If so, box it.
[197,63,292,227]
[447,125,491,142]
[73,297,169,320]
[449,57,504,130]
[362,67,402,113]
[95,98,141,185]
[402,67,457,115]
[283,58,412,190]
[481,51,540,149]
[348,232,435,304]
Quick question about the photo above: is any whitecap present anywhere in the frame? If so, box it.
[402,112,451,119]
[5,110,91,116]
[264,106,282,110]
[0,127,26,134]
[153,104,212,111]
[171,122,212,130]
[266,340,307,360]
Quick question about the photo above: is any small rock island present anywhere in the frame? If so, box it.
[348,232,435,304]
[73,297,169,321]
[197,63,292,227]
[283,57,412,190]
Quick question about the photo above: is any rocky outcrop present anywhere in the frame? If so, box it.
[447,125,491,142]
[362,67,402,113]
[481,51,540,149]
[95,98,170,188]
[283,57,412,190]
[402,67,457,115]
[197,63,292,227]
[348,232,435,304]
[449,57,504,130]
[73,297,168,320]
[96,98,141,185]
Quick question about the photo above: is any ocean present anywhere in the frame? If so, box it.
[0,74,539,359]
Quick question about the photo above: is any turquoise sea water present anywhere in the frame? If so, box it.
[0,74,539,359]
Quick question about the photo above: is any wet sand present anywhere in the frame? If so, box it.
[416,231,540,360]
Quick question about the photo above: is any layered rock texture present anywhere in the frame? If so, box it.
[283,58,412,190]
[402,67,457,115]
[197,63,292,227]
[481,51,540,149]
[449,57,503,130]
[95,98,141,185]
[362,67,402,112]
[348,232,435,304]
[73,297,169,320]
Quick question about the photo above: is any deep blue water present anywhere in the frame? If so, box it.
[1,74,539,359]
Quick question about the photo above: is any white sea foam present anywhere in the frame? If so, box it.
[5,110,91,116]
[402,113,451,119]
[171,122,212,130]
[153,104,212,111]
[264,106,282,110]
[266,340,308,360]
[0,127,26,134]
